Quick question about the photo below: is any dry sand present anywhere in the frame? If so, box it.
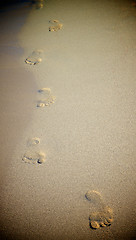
[0,0,136,239]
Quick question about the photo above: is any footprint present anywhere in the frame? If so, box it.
[37,87,56,107]
[37,97,56,107]
[49,20,63,32]
[25,49,43,65]
[23,137,46,164]
[49,24,63,32]
[89,206,113,229]
[85,190,114,230]
[22,151,46,164]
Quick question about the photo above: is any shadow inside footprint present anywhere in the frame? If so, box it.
[85,190,103,204]
[25,49,43,65]
[85,190,114,230]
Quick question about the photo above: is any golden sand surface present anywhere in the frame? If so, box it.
[0,0,136,239]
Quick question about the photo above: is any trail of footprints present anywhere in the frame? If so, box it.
[25,20,63,65]
[23,16,114,230]
[23,19,62,161]
[23,19,61,164]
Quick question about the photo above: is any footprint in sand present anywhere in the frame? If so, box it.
[22,137,46,164]
[25,49,43,65]
[22,151,46,164]
[85,190,113,229]
[49,19,63,32]
[37,87,56,107]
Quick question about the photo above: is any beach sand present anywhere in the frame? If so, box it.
[0,0,136,239]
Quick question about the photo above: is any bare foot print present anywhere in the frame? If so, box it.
[37,97,56,107]
[37,88,56,107]
[22,151,46,164]
[49,19,63,32]
[85,190,113,229]
[23,137,46,164]
[25,49,43,65]
[89,206,113,229]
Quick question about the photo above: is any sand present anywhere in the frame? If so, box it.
[0,0,136,239]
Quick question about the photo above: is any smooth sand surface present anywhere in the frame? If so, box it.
[0,0,136,239]
[0,2,38,238]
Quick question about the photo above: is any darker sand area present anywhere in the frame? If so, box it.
[0,68,37,177]
[0,1,37,234]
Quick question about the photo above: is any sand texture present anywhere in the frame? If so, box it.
[0,0,136,239]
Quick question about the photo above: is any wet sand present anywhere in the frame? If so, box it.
[0,0,136,239]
